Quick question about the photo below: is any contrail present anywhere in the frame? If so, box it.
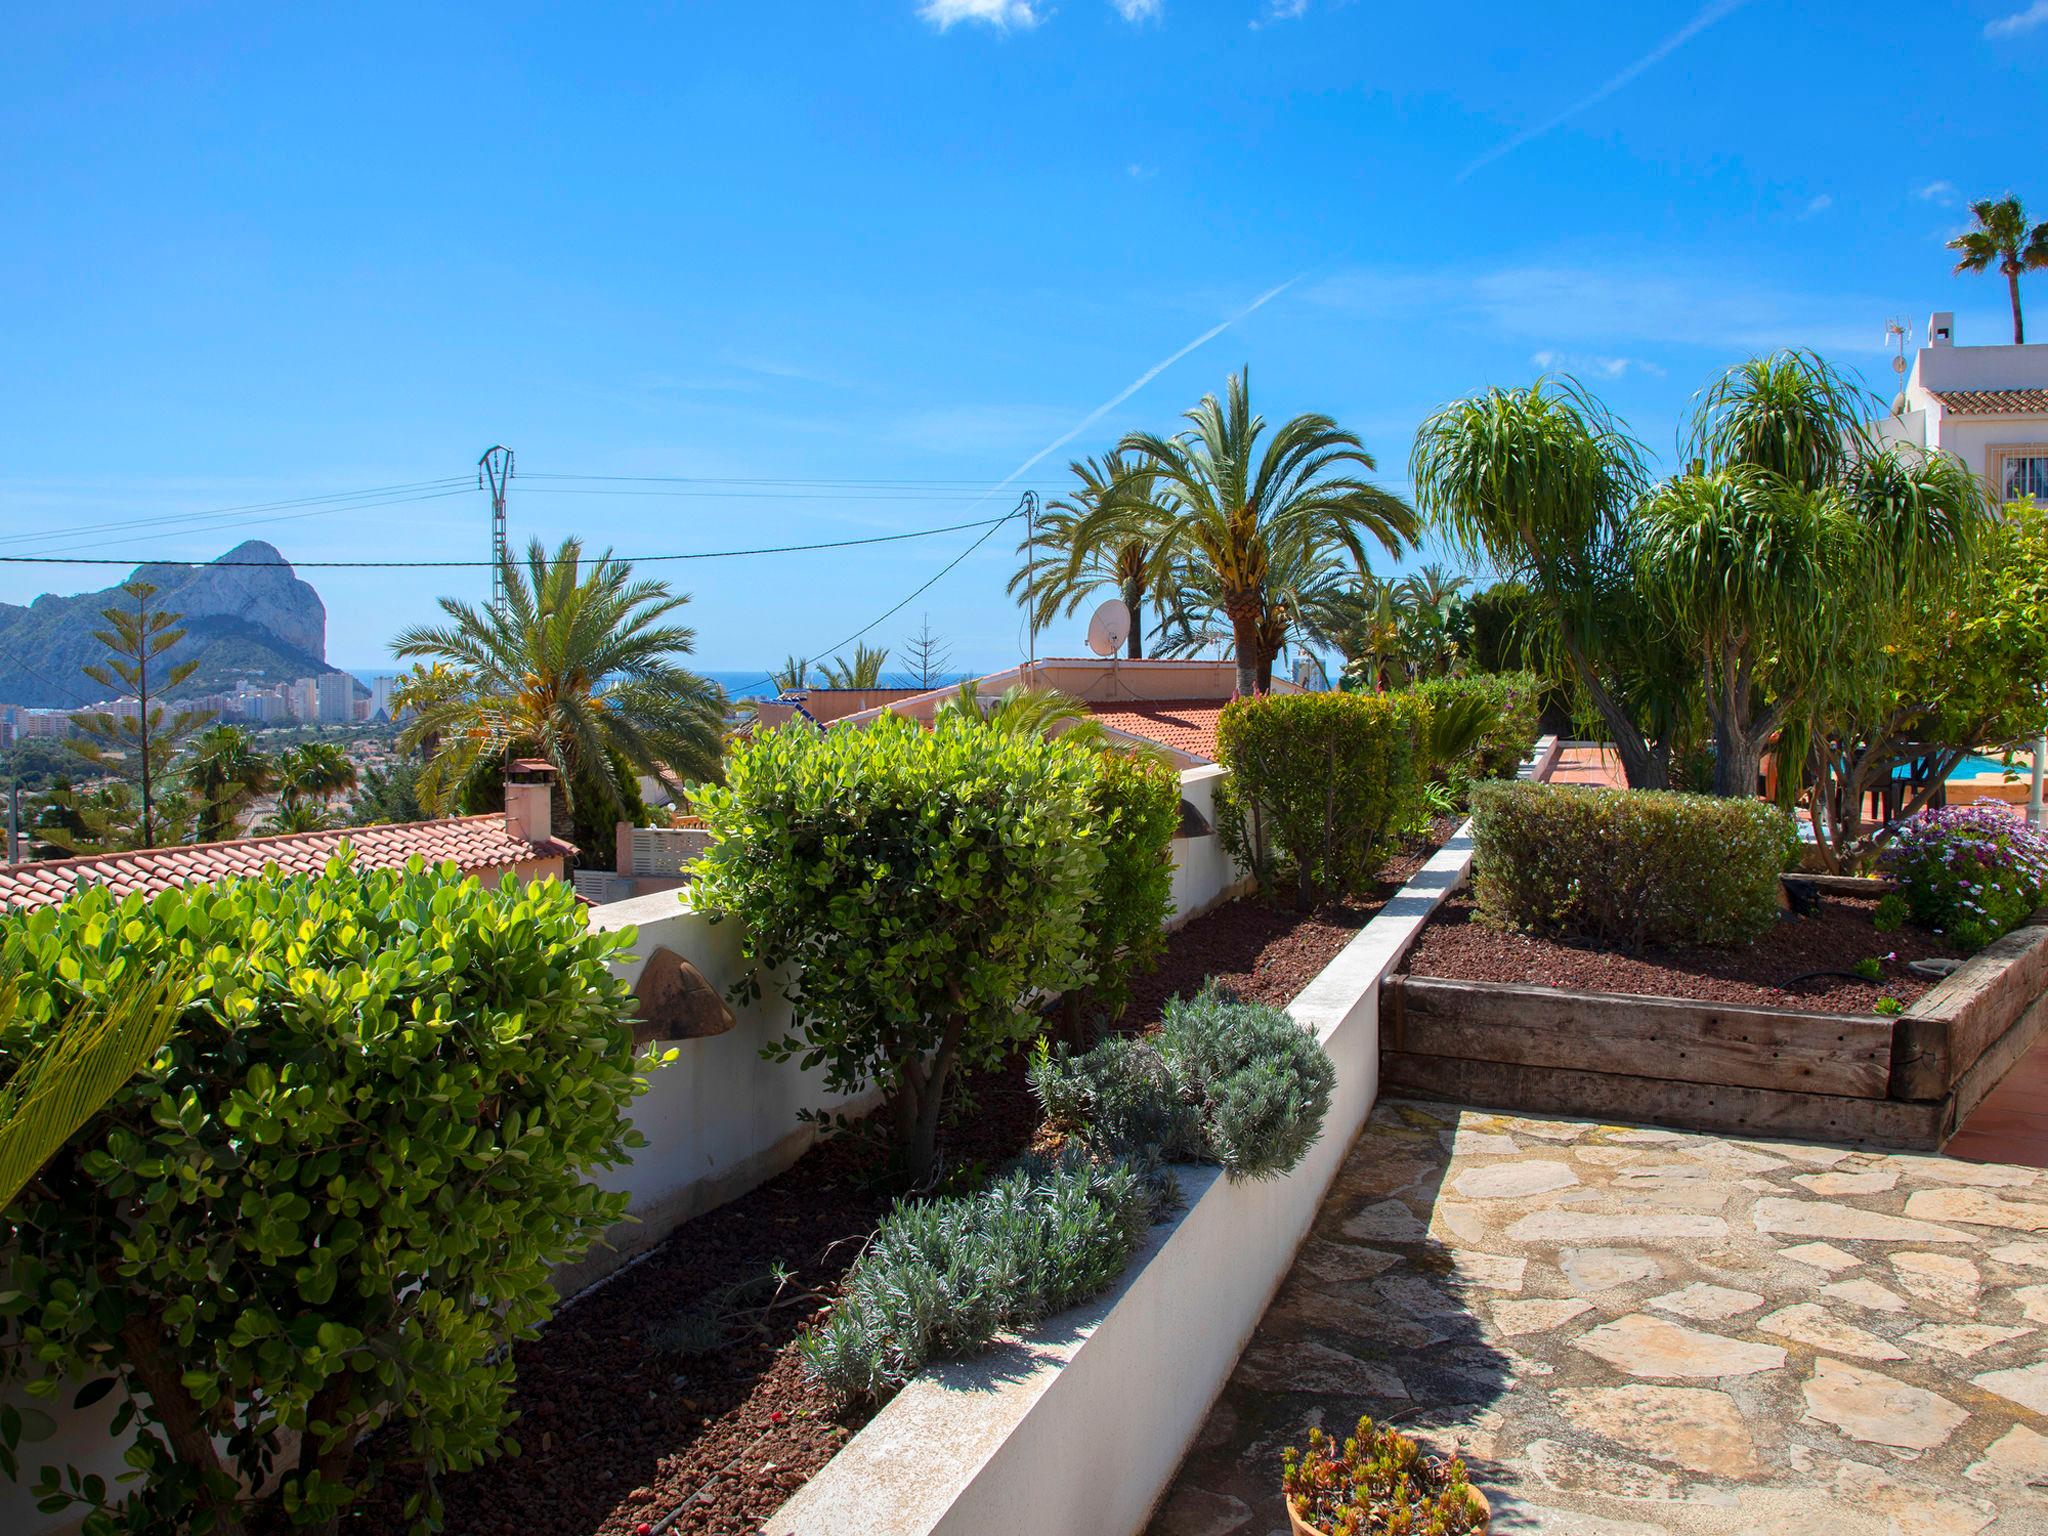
[1456,0,1751,183]
[989,274,1306,492]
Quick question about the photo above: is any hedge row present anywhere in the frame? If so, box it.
[1470,779,1794,948]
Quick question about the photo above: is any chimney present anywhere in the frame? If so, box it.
[505,758,556,843]
[1928,311,1954,347]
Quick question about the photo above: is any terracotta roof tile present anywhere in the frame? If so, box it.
[1928,387,2048,416]
[0,816,575,914]
[1086,699,1234,763]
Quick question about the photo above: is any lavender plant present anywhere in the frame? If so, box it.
[1879,806,2048,952]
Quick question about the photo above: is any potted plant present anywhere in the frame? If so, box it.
[1282,1416,1490,1535]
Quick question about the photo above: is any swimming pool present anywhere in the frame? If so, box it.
[1890,752,2035,782]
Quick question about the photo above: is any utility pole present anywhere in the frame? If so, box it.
[1021,489,1039,680]
[479,446,514,611]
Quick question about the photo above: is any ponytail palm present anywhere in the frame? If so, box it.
[1109,370,1418,695]
[394,537,725,817]
[1410,377,1673,786]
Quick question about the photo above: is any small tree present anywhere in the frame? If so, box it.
[817,643,889,689]
[66,580,213,848]
[899,616,951,689]
[0,859,651,1536]
[692,712,1106,1182]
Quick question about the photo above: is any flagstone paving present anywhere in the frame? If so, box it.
[1147,1100,2048,1536]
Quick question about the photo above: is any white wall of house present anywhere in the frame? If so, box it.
[1884,311,2048,498]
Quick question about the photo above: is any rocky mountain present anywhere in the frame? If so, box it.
[0,541,330,708]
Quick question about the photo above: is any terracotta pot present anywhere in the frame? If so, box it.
[1285,1486,1492,1536]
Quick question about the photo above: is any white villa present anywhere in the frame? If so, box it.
[1882,309,2048,503]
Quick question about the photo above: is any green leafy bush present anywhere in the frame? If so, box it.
[1408,670,1543,787]
[1215,692,1422,908]
[692,712,1107,1181]
[0,858,652,1536]
[1470,780,1792,948]
[1874,892,1910,932]
[1878,806,2048,953]
[1031,984,1335,1181]
[798,1151,1159,1398]
[1076,750,1182,1029]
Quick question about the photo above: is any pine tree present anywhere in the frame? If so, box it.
[900,615,952,689]
[66,580,213,848]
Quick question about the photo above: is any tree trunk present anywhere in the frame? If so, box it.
[2011,266,2026,346]
[118,1307,249,1536]
[900,1016,966,1187]
[1224,592,1261,698]
[1558,629,1666,790]
[1122,576,1145,660]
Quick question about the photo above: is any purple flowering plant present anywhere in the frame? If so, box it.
[1879,805,2048,952]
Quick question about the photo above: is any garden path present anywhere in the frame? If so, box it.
[1148,1098,2048,1536]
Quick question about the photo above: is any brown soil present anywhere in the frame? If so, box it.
[1401,892,1950,1016]
[351,826,1454,1536]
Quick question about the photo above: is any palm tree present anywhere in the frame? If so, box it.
[1411,376,1673,787]
[1948,195,2048,344]
[277,742,358,810]
[942,680,1109,746]
[817,644,889,689]
[1104,370,1419,695]
[1010,452,1166,659]
[182,725,273,843]
[393,537,725,817]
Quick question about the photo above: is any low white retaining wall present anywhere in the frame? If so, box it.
[765,822,1481,1536]
[1170,764,1244,926]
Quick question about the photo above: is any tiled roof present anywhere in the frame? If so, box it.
[1929,387,2048,416]
[0,816,575,913]
[1087,699,1234,763]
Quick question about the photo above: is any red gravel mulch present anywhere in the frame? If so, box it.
[349,827,1454,1536]
[1401,892,1951,1016]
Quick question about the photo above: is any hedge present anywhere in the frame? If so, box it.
[1470,780,1793,948]
[1214,691,1423,908]
[691,712,1110,1183]
[1076,750,1182,1030]
[0,858,651,1536]
[1408,670,1543,787]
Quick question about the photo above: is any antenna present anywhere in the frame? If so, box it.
[1085,598,1132,658]
[479,446,514,610]
[1884,319,1912,384]
[1021,489,1040,679]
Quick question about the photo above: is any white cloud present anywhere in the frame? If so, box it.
[917,0,1041,31]
[1255,0,1309,22]
[1800,193,1833,218]
[1126,162,1158,179]
[1986,1,2048,37]
[1916,179,1960,206]
[1530,350,1665,380]
[1112,0,1162,19]
[1458,0,1751,182]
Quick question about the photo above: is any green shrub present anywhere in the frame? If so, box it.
[692,712,1106,1182]
[1214,692,1422,908]
[1874,892,1909,932]
[1874,996,1904,1016]
[1076,750,1181,1028]
[1031,984,1335,1181]
[1470,780,1792,948]
[798,1151,1159,1398]
[1409,671,1543,787]
[0,858,652,1536]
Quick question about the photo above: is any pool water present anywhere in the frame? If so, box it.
[1890,753,2034,782]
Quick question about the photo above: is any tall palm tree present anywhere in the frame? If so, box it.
[817,644,889,689]
[1948,195,2048,344]
[1010,452,1166,659]
[393,537,725,815]
[1104,370,1419,695]
[181,725,274,843]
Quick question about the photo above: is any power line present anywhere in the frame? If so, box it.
[0,510,1024,569]
[5,488,478,561]
[524,472,1011,488]
[0,478,472,549]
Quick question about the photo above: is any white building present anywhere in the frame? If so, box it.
[289,677,319,721]
[1881,311,2048,503]
[371,674,400,722]
[316,671,354,725]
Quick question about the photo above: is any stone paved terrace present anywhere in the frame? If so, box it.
[1149,1100,2048,1536]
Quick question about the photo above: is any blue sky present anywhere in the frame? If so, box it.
[3,1,2045,677]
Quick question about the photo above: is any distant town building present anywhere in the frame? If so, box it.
[316,672,354,725]
[371,674,400,722]
[289,677,319,721]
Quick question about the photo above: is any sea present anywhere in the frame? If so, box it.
[346,668,970,704]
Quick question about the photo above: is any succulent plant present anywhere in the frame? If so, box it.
[1281,1416,1486,1536]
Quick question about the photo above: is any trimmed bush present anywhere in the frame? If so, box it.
[798,1151,1159,1398]
[1470,780,1792,948]
[1031,984,1335,1181]
[1077,750,1182,1028]
[1215,692,1422,908]
[691,712,1107,1182]
[1879,806,2048,952]
[0,858,651,1536]
[1409,670,1543,787]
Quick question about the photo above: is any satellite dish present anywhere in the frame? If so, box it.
[1085,599,1131,658]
